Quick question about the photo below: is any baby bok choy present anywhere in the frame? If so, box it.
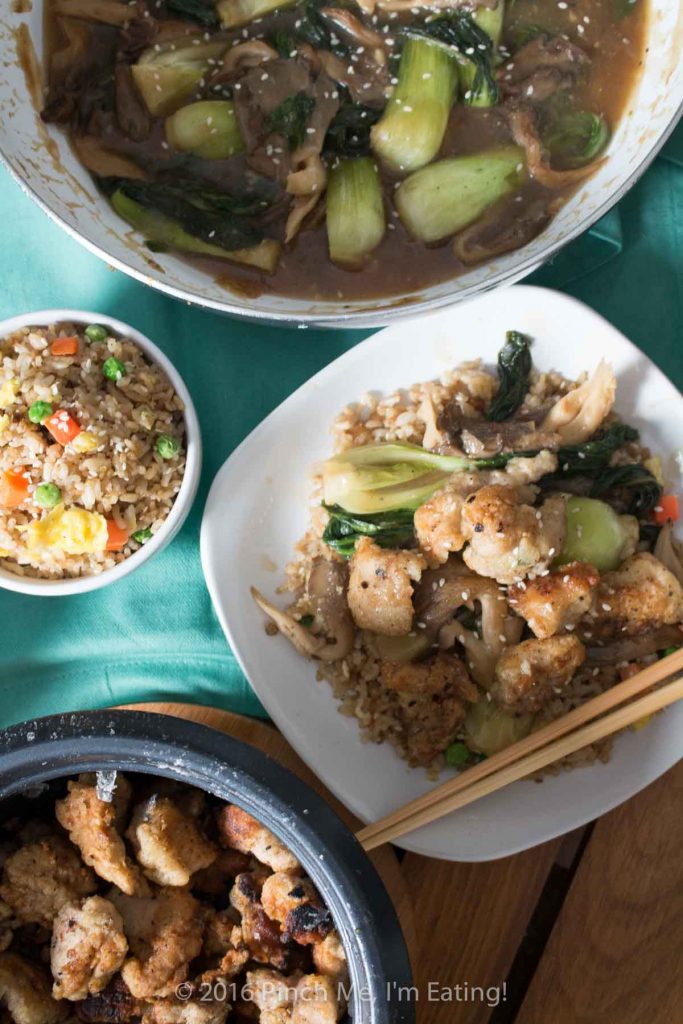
[543,109,610,169]
[395,145,525,243]
[322,505,416,557]
[321,443,474,514]
[165,101,244,160]
[217,0,297,29]
[409,9,502,109]
[370,36,459,175]
[326,158,385,269]
[106,178,281,272]
[132,40,228,116]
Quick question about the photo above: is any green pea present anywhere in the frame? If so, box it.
[155,434,179,459]
[103,357,127,382]
[85,324,108,343]
[34,482,62,509]
[28,401,53,424]
[132,528,153,544]
[445,742,471,768]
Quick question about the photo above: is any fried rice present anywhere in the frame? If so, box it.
[0,322,186,579]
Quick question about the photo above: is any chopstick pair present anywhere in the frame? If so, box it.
[356,647,683,851]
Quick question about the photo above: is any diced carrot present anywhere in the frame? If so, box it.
[50,336,79,357]
[106,519,129,551]
[45,409,81,445]
[653,495,680,526]
[0,467,30,508]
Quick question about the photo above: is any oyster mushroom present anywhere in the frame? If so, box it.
[251,559,353,662]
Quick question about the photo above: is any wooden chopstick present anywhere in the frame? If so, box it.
[357,648,683,851]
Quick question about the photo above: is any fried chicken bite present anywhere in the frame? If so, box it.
[127,796,218,887]
[0,901,13,953]
[414,487,466,567]
[142,996,231,1024]
[461,486,566,585]
[109,888,205,999]
[0,953,67,1024]
[51,896,128,1001]
[55,777,148,897]
[584,552,683,639]
[74,976,140,1024]
[311,934,347,985]
[1,836,97,928]
[246,970,295,1015]
[347,538,426,636]
[291,975,339,1024]
[492,635,587,714]
[260,875,332,947]
[229,875,290,972]
[508,562,600,639]
[218,807,300,875]
[380,653,477,699]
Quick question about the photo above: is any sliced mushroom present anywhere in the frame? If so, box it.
[507,103,606,190]
[306,558,355,660]
[586,625,683,664]
[654,522,683,586]
[251,588,329,660]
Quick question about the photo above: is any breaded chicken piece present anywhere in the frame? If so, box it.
[142,997,230,1024]
[193,849,252,899]
[229,875,289,971]
[260,875,332,947]
[109,888,205,999]
[0,836,97,928]
[218,806,300,874]
[292,975,339,1024]
[126,796,218,887]
[586,552,683,638]
[55,778,148,897]
[203,910,242,959]
[414,488,466,567]
[246,969,295,1013]
[461,487,566,585]
[492,636,586,714]
[312,934,347,984]
[0,953,67,1024]
[414,453,559,569]
[380,653,478,699]
[347,537,426,636]
[73,976,141,1024]
[0,900,13,953]
[51,897,128,1001]
[508,562,600,639]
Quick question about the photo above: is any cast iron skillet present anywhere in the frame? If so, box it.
[0,710,415,1024]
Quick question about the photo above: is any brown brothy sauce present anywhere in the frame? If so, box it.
[44,0,647,301]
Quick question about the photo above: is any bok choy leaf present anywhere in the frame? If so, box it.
[486,331,533,421]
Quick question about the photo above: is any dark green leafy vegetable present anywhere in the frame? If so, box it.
[445,742,472,768]
[325,103,381,158]
[553,423,639,476]
[589,463,662,516]
[322,504,415,557]
[509,23,548,51]
[101,177,271,252]
[660,646,681,658]
[264,92,316,150]
[273,30,296,57]
[298,0,349,57]
[639,522,661,548]
[165,0,220,28]
[543,110,610,169]
[614,0,639,19]
[407,13,499,106]
[299,614,314,628]
[486,330,532,422]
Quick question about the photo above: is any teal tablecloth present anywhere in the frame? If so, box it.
[1,124,682,728]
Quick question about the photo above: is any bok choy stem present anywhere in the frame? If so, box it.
[165,101,244,160]
[395,145,525,243]
[327,158,385,268]
[370,36,459,175]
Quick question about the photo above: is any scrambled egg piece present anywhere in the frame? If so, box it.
[0,380,18,408]
[0,414,10,435]
[25,505,108,555]
[70,431,100,454]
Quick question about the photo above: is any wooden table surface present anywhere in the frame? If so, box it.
[125,703,682,1024]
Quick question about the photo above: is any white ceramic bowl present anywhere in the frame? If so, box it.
[0,309,201,597]
[0,4,682,327]
[201,285,683,861]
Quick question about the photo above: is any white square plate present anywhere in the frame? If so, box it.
[201,285,683,861]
